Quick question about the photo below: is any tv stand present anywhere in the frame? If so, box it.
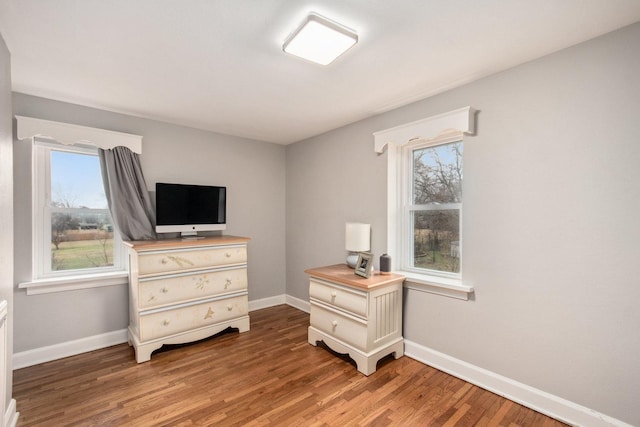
[124,235,251,362]
[181,234,205,240]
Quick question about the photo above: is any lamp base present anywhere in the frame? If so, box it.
[346,253,359,269]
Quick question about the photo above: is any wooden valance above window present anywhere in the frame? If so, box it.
[15,115,143,154]
[373,106,476,154]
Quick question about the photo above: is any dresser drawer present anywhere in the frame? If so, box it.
[309,279,367,318]
[139,295,248,342]
[138,267,248,309]
[138,245,247,275]
[310,303,367,351]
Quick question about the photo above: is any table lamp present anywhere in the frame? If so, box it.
[345,222,370,268]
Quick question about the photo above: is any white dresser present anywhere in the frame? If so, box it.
[306,264,405,375]
[125,236,250,363]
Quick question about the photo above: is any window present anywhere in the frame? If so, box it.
[404,139,462,276]
[374,106,476,299]
[33,141,125,279]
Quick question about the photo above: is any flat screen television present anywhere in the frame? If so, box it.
[155,182,226,236]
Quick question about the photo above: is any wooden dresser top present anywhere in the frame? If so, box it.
[123,235,250,251]
[305,264,405,290]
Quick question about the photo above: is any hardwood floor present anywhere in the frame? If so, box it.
[13,305,567,426]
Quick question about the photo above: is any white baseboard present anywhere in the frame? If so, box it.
[285,294,310,313]
[248,293,309,313]
[404,340,632,427]
[248,294,286,312]
[13,329,128,370]
[4,398,18,427]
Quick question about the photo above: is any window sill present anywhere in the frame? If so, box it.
[400,271,474,300]
[18,271,129,295]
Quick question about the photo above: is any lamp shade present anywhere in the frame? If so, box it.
[345,223,370,252]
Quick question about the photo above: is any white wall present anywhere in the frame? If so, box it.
[286,23,640,425]
[12,93,287,353]
[0,33,16,425]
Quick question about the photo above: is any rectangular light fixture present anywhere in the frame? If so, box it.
[283,12,358,65]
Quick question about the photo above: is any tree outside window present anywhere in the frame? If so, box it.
[410,141,462,274]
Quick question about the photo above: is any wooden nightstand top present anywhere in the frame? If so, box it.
[305,264,404,290]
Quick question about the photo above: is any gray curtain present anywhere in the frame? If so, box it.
[99,146,156,241]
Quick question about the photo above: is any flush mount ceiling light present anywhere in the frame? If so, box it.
[283,12,358,65]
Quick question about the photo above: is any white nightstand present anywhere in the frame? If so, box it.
[306,264,405,375]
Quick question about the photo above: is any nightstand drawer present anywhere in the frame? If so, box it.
[138,245,247,275]
[139,295,248,342]
[310,303,367,351]
[310,279,367,318]
[138,267,248,309]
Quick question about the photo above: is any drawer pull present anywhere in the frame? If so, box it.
[227,304,233,311]
[225,252,231,258]
[161,287,169,293]
[331,320,338,328]
[225,279,232,289]
[162,320,170,326]
[330,291,337,298]
[161,258,168,265]
[204,307,214,319]
[148,295,156,302]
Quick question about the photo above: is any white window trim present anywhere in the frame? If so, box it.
[32,141,127,279]
[374,106,476,300]
[16,115,143,154]
[18,271,129,296]
[15,116,140,294]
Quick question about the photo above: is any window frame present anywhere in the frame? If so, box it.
[400,137,462,280]
[32,139,126,281]
[374,106,476,300]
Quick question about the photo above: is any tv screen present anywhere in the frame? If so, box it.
[155,183,226,235]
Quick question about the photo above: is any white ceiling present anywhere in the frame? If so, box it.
[1,1,639,145]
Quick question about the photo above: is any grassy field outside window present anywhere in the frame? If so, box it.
[50,229,114,271]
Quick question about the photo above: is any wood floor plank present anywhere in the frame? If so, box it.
[13,305,569,426]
